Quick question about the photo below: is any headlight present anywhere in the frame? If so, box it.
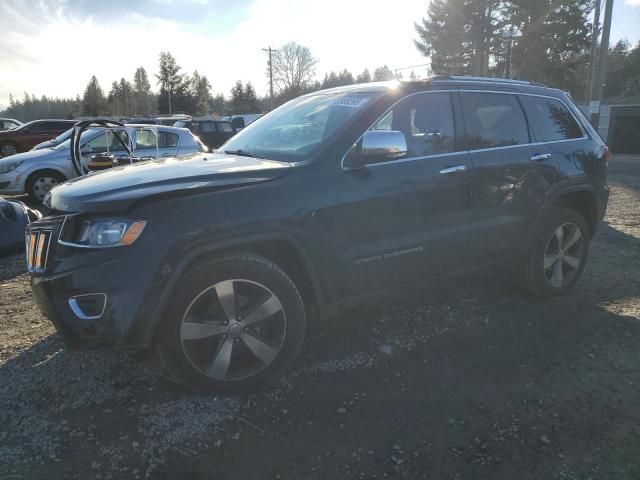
[73,220,147,247]
[0,160,23,174]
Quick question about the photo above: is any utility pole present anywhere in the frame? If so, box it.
[586,0,601,107]
[504,27,515,79]
[262,47,276,102]
[592,0,614,127]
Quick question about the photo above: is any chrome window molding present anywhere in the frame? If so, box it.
[341,88,589,171]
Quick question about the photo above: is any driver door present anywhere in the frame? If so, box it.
[335,91,474,297]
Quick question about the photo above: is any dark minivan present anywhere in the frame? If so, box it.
[28,77,609,393]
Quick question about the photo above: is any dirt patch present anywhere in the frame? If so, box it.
[1,157,640,479]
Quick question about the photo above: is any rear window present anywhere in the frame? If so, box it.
[520,96,584,142]
[200,122,215,133]
[460,92,529,149]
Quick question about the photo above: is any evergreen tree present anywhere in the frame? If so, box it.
[356,68,372,83]
[107,81,122,116]
[191,70,213,116]
[156,51,184,115]
[373,65,394,81]
[133,67,152,115]
[82,75,106,117]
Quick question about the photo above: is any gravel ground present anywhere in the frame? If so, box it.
[1,155,640,479]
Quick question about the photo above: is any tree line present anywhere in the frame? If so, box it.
[3,12,640,123]
[413,0,640,102]
[0,43,402,122]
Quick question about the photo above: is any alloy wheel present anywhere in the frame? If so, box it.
[179,279,286,381]
[543,222,584,288]
[32,176,59,201]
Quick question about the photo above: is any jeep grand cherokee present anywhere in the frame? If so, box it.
[26,77,609,393]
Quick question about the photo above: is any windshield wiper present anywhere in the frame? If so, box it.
[223,149,260,158]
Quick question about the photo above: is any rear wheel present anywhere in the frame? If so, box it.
[0,142,18,157]
[518,207,589,297]
[26,170,65,203]
[158,253,306,393]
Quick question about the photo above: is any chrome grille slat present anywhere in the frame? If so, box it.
[26,230,52,273]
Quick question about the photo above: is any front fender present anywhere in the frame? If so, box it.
[129,231,325,348]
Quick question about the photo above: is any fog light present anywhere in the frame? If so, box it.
[69,293,107,320]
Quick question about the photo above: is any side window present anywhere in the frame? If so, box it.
[370,92,456,159]
[217,122,233,132]
[519,96,584,142]
[160,132,179,148]
[200,122,215,133]
[136,129,158,149]
[460,93,529,149]
[84,130,129,153]
[28,122,47,132]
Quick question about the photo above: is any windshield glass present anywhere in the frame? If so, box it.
[221,91,380,161]
[49,128,73,146]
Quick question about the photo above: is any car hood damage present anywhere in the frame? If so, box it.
[45,153,292,213]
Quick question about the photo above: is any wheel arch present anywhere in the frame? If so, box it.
[548,186,598,238]
[143,232,325,346]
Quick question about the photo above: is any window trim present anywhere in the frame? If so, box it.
[341,89,589,171]
[341,89,459,170]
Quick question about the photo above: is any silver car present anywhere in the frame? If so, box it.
[0,125,206,202]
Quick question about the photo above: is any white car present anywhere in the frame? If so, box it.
[0,125,206,202]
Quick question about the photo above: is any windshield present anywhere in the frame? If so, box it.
[221,91,380,161]
[49,128,74,146]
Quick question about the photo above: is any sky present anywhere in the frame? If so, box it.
[1,0,640,110]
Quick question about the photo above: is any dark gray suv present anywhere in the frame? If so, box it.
[28,76,609,393]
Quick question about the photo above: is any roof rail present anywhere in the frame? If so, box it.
[430,75,544,87]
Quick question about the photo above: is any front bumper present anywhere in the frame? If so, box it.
[0,171,26,195]
[27,218,166,349]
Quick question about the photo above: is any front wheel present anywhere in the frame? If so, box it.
[26,170,65,203]
[158,253,306,394]
[517,207,589,297]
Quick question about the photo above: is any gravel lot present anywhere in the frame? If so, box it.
[1,156,640,479]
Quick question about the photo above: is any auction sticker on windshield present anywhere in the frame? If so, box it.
[334,96,369,108]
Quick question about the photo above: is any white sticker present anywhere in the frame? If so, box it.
[334,96,369,108]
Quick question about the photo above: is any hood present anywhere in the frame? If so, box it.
[0,147,59,165]
[45,153,291,213]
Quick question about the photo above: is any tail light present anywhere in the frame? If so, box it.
[602,146,611,162]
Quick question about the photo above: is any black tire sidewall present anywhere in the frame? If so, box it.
[159,254,306,394]
[527,207,590,297]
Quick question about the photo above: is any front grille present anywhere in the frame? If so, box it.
[26,229,53,273]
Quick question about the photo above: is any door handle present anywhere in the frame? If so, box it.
[530,153,552,162]
[439,165,467,174]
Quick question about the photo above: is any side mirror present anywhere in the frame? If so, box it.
[344,130,407,169]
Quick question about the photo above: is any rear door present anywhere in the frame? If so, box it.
[461,91,560,264]
[215,122,235,146]
[336,91,474,297]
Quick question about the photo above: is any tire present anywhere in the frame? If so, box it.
[0,142,19,157]
[26,170,65,203]
[158,253,306,394]
[517,206,589,297]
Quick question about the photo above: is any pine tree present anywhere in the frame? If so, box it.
[156,51,184,115]
[133,67,152,115]
[82,75,106,117]
[373,65,394,81]
[356,68,372,83]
